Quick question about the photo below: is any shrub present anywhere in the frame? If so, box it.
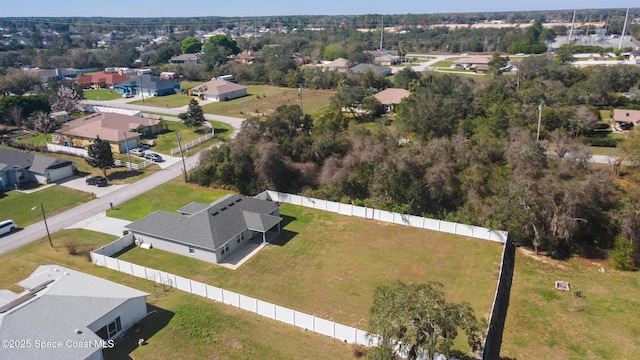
[610,236,635,271]
[123,229,129,236]
[65,239,79,255]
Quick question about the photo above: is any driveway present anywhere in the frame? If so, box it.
[65,211,131,237]
[57,175,127,198]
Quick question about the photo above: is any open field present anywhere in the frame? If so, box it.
[130,93,192,108]
[202,85,335,118]
[83,89,123,101]
[0,186,91,228]
[0,230,354,360]
[501,250,640,359]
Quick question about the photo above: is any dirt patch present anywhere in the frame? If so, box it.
[518,247,568,270]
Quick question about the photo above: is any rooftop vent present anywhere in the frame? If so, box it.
[228,202,235,207]
[211,211,219,216]
[220,206,227,211]
[235,198,242,203]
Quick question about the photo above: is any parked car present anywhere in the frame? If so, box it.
[144,153,163,162]
[122,93,133,98]
[129,148,145,157]
[0,220,17,236]
[86,176,108,187]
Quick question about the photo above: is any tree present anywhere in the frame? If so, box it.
[322,43,347,60]
[181,37,202,54]
[610,236,635,271]
[488,52,508,76]
[29,110,55,135]
[368,281,484,360]
[201,34,240,69]
[50,85,80,113]
[0,69,41,95]
[86,136,114,178]
[618,127,640,167]
[184,98,206,129]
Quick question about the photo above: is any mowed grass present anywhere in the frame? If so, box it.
[150,120,213,154]
[110,184,503,355]
[129,93,192,108]
[202,85,335,118]
[0,230,354,360]
[0,186,91,227]
[83,89,123,101]
[501,250,640,360]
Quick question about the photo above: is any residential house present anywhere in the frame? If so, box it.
[349,63,392,77]
[74,71,131,89]
[234,52,259,64]
[373,54,400,66]
[24,67,83,84]
[0,148,76,189]
[113,74,180,97]
[159,72,176,79]
[452,56,491,70]
[373,88,411,113]
[322,57,349,72]
[126,194,282,264]
[56,112,162,154]
[613,109,640,129]
[189,80,247,101]
[0,265,148,360]
[168,53,201,65]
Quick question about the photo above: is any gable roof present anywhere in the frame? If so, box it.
[169,53,201,62]
[192,79,247,95]
[127,194,281,250]
[349,63,392,76]
[453,56,491,65]
[58,112,160,142]
[114,74,179,91]
[613,109,640,124]
[373,88,411,105]
[0,148,73,173]
[0,265,147,360]
[323,57,349,68]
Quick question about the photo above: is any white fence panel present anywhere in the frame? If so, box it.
[162,272,176,288]
[91,253,107,266]
[105,257,120,271]
[406,215,424,228]
[268,191,284,202]
[352,205,366,218]
[313,199,327,211]
[174,275,191,292]
[439,221,457,234]
[131,263,147,279]
[314,317,334,337]
[301,196,316,208]
[145,268,158,282]
[239,294,257,313]
[326,201,340,213]
[47,144,89,158]
[335,323,356,343]
[393,213,413,226]
[206,285,223,302]
[222,290,240,307]
[117,260,133,275]
[377,210,394,223]
[274,305,295,325]
[423,218,440,231]
[191,280,207,297]
[257,300,275,319]
[356,329,372,346]
[338,203,352,216]
[471,226,490,240]
[489,230,508,243]
[289,194,303,205]
[456,223,474,237]
[293,311,314,330]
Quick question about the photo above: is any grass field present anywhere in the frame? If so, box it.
[202,85,334,118]
[0,230,355,360]
[151,120,214,154]
[130,93,192,108]
[83,89,123,101]
[0,185,91,228]
[501,250,640,359]
[108,183,503,355]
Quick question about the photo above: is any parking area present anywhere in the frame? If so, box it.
[56,175,127,198]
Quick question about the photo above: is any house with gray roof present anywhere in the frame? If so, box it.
[0,265,148,360]
[126,194,282,264]
[0,148,75,189]
[113,74,180,97]
[349,63,392,77]
[189,79,247,102]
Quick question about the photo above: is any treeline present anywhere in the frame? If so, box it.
[191,59,640,263]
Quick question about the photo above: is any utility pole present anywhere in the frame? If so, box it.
[123,131,132,171]
[176,133,188,182]
[536,101,543,142]
[41,203,52,248]
[380,16,384,50]
[298,83,303,114]
[619,8,629,50]
[139,76,145,103]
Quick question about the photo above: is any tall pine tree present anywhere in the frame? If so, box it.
[184,98,205,130]
[86,136,114,178]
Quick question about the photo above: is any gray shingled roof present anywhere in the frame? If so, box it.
[29,155,73,173]
[0,148,73,173]
[114,74,179,91]
[127,194,281,250]
[0,265,148,360]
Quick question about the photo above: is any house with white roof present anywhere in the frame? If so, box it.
[0,265,148,360]
[189,80,247,102]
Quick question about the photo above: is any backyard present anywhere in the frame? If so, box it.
[0,230,354,360]
[83,89,123,101]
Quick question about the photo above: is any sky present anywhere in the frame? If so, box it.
[1,0,634,18]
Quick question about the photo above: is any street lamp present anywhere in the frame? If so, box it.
[32,203,52,247]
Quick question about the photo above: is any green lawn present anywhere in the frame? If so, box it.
[151,120,214,154]
[83,89,123,101]
[109,183,503,356]
[130,94,192,108]
[501,250,640,360]
[180,81,202,90]
[0,229,354,360]
[210,120,234,139]
[202,85,335,119]
[589,146,619,157]
[0,185,91,228]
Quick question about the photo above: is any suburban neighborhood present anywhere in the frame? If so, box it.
[1,4,640,360]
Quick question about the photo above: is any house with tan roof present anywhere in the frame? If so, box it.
[189,80,247,102]
[169,53,202,65]
[373,88,411,113]
[453,56,491,70]
[56,112,163,154]
[322,57,349,72]
[613,109,640,129]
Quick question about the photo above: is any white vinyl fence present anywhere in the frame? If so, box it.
[81,105,141,116]
[170,132,215,156]
[258,191,508,243]
[90,240,372,346]
[46,144,88,158]
[141,113,181,122]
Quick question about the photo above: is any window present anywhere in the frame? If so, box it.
[97,317,122,340]
[188,247,195,255]
[221,243,229,255]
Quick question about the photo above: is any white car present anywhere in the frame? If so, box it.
[122,93,133,98]
[0,220,17,236]
[129,148,145,157]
